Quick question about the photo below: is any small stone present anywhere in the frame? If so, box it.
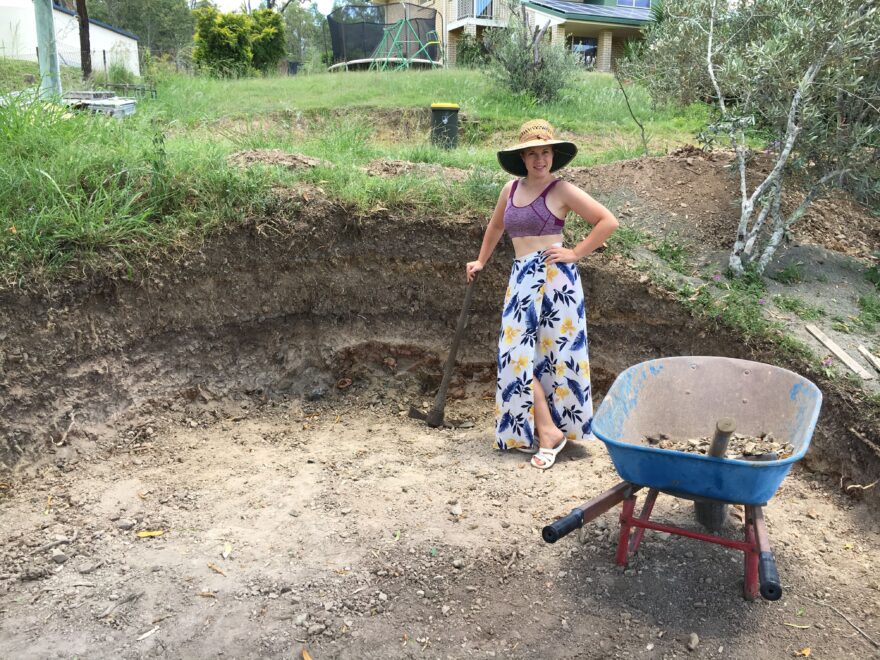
[294,613,308,626]
[441,605,451,616]
[561,619,569,631]
[450,503,463,517]
[647,643,655,651]
[687,633,700,651]
[115,520,134,531]
[452,559,465,569]
[377,592,388,602]
[340,508,352,516]
[51,548,68,564]
[307,623,326,636]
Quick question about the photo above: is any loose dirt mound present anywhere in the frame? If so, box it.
[563,147,878,260]
[363,159,472,182]
[227,149,330,170]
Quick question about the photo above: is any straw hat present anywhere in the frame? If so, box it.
[497,119,578,177]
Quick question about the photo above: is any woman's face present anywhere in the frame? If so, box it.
[520,145,554,176]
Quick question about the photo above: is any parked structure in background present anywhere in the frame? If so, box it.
[372,0,652,68]
[0,0,140,77]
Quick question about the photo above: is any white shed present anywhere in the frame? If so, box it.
[0,0,140,77]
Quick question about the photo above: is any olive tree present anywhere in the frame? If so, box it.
[623,0,879,275]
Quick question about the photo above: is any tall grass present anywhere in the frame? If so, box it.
[1,66,707,287]
[0,96,271,285]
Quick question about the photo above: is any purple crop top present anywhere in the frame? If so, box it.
[503,179,565,238]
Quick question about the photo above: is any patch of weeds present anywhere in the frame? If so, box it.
[772,262,805,284]
[773,295,825,320]
[866,253,880,289]
[831,315,854,334]
[461,167,504,209]
[855,293,880,332]
[603,225,647,258]
[654,238,689,274]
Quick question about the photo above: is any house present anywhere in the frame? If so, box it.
[0,0,140,76]
[398,0,652,69]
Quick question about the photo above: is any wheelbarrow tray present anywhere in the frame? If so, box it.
[592,357,822,505]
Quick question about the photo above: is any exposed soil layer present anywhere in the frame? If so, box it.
[1,153,878,658]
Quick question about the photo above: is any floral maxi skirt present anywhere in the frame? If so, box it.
[495,249,593,451]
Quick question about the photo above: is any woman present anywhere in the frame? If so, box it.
[466,119,618,470]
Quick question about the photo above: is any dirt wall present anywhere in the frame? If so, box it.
[0,198,876,503]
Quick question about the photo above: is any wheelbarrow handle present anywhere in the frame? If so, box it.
[753,506,782,601]
[758,551,782,601]
[543,482,639,544]
[542,509,583,544]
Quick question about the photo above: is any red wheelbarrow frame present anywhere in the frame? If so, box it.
[543,482,782,601]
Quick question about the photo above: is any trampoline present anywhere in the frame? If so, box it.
[327,3,443,71]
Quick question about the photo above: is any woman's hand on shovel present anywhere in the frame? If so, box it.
[466,260,483,282]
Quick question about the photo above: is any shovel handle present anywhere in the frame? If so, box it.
[427,274,478,428]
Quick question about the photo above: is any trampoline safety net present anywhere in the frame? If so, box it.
[328,3,441,66]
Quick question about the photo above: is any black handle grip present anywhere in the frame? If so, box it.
[542,509,583,544]
[758,551,782,601]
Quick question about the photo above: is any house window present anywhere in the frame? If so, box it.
[618,0,651,7]
[570,36,597,66]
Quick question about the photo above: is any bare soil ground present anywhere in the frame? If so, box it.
[1,392,878,659]
[1,148,878,659]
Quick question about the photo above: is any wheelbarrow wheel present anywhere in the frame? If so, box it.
[694,501,729,531]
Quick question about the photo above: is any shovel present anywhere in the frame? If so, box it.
[409,274,479,428]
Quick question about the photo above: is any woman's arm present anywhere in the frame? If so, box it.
[544,181,619,265]
[466,181,511,281]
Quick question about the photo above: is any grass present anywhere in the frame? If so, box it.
[654,238,689,274]
[772,262,805,284]
[773,294,825,320]
[0,57,82,96]
[0,64,708,286]
[856,293,880,332]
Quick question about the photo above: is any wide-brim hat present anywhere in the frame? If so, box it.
[497,119,578,177]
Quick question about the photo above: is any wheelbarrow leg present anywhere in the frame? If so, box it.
[743,506,760,601]
[616,493,638,566]
[629,489,659,556]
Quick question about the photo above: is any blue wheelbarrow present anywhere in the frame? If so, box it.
[543,356,822,601]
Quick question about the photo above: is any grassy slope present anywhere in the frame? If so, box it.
[0,66,706,286]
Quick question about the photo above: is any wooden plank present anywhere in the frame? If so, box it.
[857,345,880,374]
[805,324,874,380]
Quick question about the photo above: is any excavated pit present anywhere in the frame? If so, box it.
[3,197,880,658]
[1,200,877,495]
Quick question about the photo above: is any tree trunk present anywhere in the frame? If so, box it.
[75,0,92,79]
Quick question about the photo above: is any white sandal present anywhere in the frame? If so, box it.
[530,438,567,470]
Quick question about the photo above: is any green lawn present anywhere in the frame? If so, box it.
[0,57,82,96]
[0,66,707,287]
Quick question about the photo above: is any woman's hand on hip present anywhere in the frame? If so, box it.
[466,260,483,282]
[543,246,579,265]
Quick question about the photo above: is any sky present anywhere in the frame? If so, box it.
[213,0,336,16]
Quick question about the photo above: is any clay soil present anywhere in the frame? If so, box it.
[1,150,879,659]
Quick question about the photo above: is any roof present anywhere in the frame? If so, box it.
[522,0,652,26]
[52,3,140,41]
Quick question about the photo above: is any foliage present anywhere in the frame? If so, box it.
[773,295,825,320]
[622,0,880,276]
[193,7,253,76]
[483,2,577,103]
[250,9,287,73]
[456,33,491,69]
[88,0,195,56]
[282,2,327,67]
[192,6,288,76]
